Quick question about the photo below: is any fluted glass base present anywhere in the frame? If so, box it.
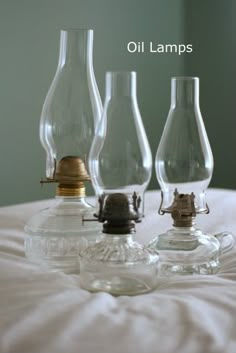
[79,234,159,295]
[148,227,220,276]
[24,197,101,274]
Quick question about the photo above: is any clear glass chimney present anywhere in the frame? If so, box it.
[156,77,213,213]
[40,29,102,186]
[89,71,152,214]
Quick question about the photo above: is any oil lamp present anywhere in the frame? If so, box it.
[149,77,234,275]
[24,29,102,274]
[79,71,159,295]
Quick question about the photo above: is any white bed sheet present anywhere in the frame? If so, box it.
[0,189,236,353]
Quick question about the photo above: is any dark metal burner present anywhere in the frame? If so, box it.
[96,192,141,234]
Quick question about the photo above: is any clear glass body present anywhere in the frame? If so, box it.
[89,71,152,212]
[24,197,101,274]
[40,29,102,178]
[149,226,220,276]
[79,234,159,295]
[156,77,213,212]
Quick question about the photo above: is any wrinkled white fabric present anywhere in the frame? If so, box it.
[0,189,236,353]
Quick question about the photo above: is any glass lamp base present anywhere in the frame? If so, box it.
[148,227,220,276]
[24,197,101,274]
[25,236,85,274]
[79,235,159,296]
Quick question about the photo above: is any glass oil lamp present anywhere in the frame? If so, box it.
[79,71,159,295]
[149,77,234,276]
[24,29,102,274]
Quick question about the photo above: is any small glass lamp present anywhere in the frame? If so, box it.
[24,29,102,274]
[149,77,234,276]
[79,71,159,295]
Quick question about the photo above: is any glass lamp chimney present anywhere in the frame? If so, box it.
[40,29,102,196]
[89,71,152,213]
[155,77,213,213]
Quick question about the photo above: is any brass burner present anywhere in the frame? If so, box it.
[41,156,90,197]
[56,182,86,197]
[55,156,90,182]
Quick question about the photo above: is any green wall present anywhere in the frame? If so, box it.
[0,0,233,206]
[184,0,235,190]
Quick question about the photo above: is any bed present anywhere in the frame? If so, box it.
[0,188,236,353]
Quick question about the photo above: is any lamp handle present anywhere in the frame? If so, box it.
[214,231,235,254]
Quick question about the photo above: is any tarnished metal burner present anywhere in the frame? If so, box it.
[83,192,142,234]
[96,192,141,234]
[168,190,196,227]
